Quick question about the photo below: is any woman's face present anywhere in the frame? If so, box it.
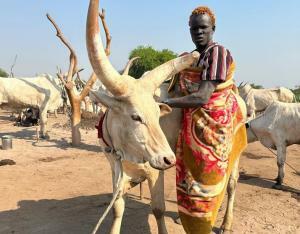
[189,14,215,49]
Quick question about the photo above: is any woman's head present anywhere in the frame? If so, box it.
[189,6,216,50]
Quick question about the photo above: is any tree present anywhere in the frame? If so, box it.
[128,46,177,78]
[292,86,300,102]
[47,9,111,146]
[0,68,9,77]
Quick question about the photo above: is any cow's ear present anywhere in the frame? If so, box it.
[158,103,172,117]
[89,90,121,110]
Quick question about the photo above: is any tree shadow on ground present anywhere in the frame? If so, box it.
[0,128,37,140]
[238,172,300,196]
[242,151,272,159]
[31,138,102,153]
[0,194,154,234]
[0,114,14,122]
[0,128,102,153]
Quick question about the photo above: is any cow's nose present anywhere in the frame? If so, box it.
[163,156,176,166]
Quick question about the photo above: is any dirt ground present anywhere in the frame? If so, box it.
[0,110,299,234]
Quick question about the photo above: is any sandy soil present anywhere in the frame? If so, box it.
[0,110,299,234]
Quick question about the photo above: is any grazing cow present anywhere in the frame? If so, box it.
[0,74,63,137]
[87,1,246,233]
[246,101,300,189]
[238,83,295,119]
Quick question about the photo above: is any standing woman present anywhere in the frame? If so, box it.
[163,6,247,233]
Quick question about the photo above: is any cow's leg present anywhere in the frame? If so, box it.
[92,103,96,114]
[110,191,125,234]
[273,144,286,190]
[110,163,126,234]
[146,169,167,234]
[220,158,240,233]
[54,109,58,118]
[39,108,48,138]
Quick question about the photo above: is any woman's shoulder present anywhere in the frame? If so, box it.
[207,43,232,54]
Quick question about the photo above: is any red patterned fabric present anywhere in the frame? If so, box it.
[95,111,109,146]
[174,53,245,233]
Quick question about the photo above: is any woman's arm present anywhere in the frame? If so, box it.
[163,80,218,108]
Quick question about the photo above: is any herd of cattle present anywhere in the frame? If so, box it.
[0,68,298,189]
[1,0,299,233]
[0,74,104,136]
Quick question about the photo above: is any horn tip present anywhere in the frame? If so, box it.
[191,51,200,59]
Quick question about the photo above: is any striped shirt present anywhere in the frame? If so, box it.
[194,42,233,82]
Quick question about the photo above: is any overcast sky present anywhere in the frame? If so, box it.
[0,0,299,88]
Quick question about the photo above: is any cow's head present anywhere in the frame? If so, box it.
[86,0,199,170]
[237,83,251,99]
[238,83,256,120]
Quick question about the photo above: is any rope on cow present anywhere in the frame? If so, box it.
[91,109,124,234]
[264,144,299,174]
[91,150,123,234]
[248,123,299,174]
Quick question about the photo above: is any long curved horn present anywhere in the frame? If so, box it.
[122,57,140,75]
[86,0,127,96]
[139,51,200,93]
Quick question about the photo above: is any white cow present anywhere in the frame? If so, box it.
[86,1,198,233]
[238,83,295,119]
[86,1,246,233]
[0,74,63,137]
[246,101,300,189]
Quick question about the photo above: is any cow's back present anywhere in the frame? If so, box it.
[278,87,295,103]
[252,102,300,146]
[268,102,300,145]
[0,76,62,110]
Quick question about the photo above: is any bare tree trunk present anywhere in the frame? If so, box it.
[71,99,81,146]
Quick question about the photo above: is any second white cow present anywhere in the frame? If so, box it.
[0,74,63,137]
[238,83,295,119]
[246,101,300,189]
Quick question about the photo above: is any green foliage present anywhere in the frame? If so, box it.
[0,68,9,77]
[128,46,177,78]
[250,83,263,89]
[292,86,300,102]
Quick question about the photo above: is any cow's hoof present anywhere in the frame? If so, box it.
[40,134,50,140]
[174,216,182,225]
[219,226,232,234]
[272,183,282,190]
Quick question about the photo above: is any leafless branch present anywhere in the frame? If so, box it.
[99,9,111,56]
[75,69,86,88]
[46,13,78,83]
[56,73,67,87]
[10,54,18,77]
[79,73,98,100]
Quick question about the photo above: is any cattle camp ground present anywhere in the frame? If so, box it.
[1,1,300,233]
[0,109,299,233]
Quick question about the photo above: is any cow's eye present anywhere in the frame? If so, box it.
[131,114,143,123]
